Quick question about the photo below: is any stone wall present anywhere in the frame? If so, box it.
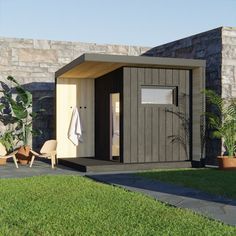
[222,27,236,98]
[143,27,222,93]
[143,27,224,164]
[0,37,150,149]
[0,37,149,89]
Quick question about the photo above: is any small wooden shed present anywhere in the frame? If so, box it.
[55,53,205,171]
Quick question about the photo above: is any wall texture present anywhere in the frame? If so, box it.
[144,27,236,164]
[143,27,222,93]
[222,27,236,98]
[123,67,190,164]
[0,37,149,149]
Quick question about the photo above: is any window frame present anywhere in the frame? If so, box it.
[140,85,178,106]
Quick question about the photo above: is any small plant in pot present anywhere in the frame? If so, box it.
[1,76,43,164]
[204,89,236,170]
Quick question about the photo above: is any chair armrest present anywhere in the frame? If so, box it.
[4,150,18,158]
[41,150,57,156]
[30,149,40,156]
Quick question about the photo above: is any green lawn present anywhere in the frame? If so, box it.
[0,175,235,235]
[139,168,236,200]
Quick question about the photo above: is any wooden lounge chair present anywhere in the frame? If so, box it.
[30,140,57,169]
[0,143,19,168]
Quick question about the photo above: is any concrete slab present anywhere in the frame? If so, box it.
[0,160,84,178]
[88,173,236,226]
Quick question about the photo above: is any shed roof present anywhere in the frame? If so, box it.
[55,53,206,79]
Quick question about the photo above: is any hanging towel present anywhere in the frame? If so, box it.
[68,107,83,146]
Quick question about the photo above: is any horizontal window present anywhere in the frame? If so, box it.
[141,86,177,105]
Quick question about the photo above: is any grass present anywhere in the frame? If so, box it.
[0,175,235,235]
[139,168,236,200]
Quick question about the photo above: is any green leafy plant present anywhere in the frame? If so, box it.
[0,76,43,148]
[0,130,15,152]
[204,89,236,157]
[166,109,190,159]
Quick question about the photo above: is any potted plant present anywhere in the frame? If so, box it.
[205,89,236,170]
[0,76,43,164]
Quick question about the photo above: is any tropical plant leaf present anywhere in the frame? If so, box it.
[0,81,11,93]
[15,86,32,107]
[204,89,236,156]
[1,76,44,146]
[0,104,5,111]
[29,112,37,119]
[0,131,15,152]
[7,75,20,86]
[11,101,28,119]
[31,129,42,137]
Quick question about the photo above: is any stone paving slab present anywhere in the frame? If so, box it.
[0,160,84,178]
[87,173,236,226]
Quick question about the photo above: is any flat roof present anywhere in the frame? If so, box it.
[55,53,206,79]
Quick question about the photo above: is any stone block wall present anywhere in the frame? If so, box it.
[222,27,236,98]
[143,27,226,164]
[0,37,149,149]
[143,27,222,93]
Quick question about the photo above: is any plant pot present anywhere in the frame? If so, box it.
[16,146,31,165]
[217,156,236,170]
[0,158,7,165]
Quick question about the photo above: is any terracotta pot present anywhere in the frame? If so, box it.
[217,156,236,170]
[0,158,7,165]
[16,146,31,165]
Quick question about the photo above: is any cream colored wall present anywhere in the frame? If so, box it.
[56,77,94,158]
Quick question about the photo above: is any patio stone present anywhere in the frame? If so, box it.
[0,160,84,179]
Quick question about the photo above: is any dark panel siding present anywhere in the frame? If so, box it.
[130,68,138,163]
[137,68,145,163]
[123,67,190,163]
[95,68,123,161]
[123,68,131,163]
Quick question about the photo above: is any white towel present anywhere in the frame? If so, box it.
[68,107,83,146]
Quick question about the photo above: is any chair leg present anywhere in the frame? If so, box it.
[12,155,18,168]
[30,155,36,168]
[55,156,58,165]
[51,155,55,169]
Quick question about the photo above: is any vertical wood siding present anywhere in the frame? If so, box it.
[123,67,190,163]
[56,77,94,158]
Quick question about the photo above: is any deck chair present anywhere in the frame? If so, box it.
[0,143,19,168]
[30,140,57,169]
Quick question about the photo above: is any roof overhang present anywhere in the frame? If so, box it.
[55,53,206,79]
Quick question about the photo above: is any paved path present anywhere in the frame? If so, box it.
[88,173,236,226]
[0,160,84,178]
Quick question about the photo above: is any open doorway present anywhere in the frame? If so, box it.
[110,93,120,161]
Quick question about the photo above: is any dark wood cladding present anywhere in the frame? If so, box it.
[95,68,123,161]
[123,67,190,163]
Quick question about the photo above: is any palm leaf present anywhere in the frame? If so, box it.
[15,86,32,107]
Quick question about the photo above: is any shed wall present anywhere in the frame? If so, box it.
[123,67,190,163]
[56,77,94,158]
